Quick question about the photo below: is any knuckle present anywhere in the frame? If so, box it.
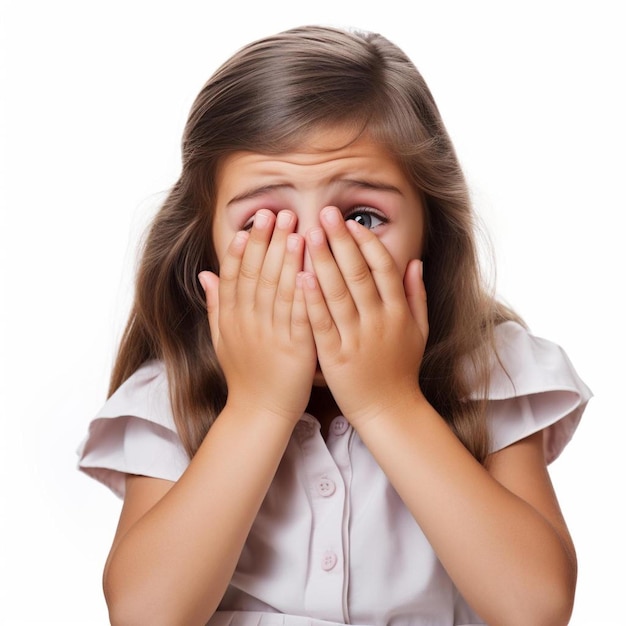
[291,312,310,330]
[345,263,371,285]
[312,316,334,334]
[238,263,258,281]
[257,273,278,291]
[324,284,348,303]
[376,254,396,274]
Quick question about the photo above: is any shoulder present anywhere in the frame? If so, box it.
[76,360,189,498]
[481,322,592,462]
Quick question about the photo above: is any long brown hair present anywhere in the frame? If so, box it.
[109,26,520,463]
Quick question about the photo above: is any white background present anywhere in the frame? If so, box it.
[1,1,623,624]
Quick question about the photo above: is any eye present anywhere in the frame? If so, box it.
[344,206,388,230]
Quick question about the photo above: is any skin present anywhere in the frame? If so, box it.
[210,130,425,429]
[102,129,577,626]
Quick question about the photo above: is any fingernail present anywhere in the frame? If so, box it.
[287,234,300,252]
[321,206,341,225]
[276,211,292,228]
[254,211,270,228]
[345,219,360,235]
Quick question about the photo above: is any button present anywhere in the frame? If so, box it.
[316,476,336,497]
[295,420,315,440]
[330,417,349,436]
[321,551,338,571]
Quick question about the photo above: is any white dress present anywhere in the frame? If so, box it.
[77,322,591,626]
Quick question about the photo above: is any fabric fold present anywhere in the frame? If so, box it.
[483,322,592,462]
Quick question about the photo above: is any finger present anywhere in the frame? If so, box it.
[257,210,296,310]
[217,230,249,312]
[345,218,406,304]
[305,225,357,327]
[404,259,429,340]
[237,209,276,304]
[319,206,380,310]
[300,271,341,351]
[274,232,305,329]
[198,270,221,346]
[292,270,313,343]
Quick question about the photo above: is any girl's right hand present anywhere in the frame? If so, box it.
[199,209,316,425]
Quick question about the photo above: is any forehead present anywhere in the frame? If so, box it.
[215,127,409,194]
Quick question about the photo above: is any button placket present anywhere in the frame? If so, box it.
[326,418,355,623]
[297,418,346,621]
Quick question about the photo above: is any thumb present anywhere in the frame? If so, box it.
[403,260,429,341]
[198,271,220,344]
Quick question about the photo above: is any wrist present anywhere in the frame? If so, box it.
[223,395,305,429]
[346,384,431,432]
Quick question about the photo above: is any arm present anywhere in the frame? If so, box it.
[302,207,576,626]
[104,406,296,626]
[355,407,576,626]
[104,210,316,626]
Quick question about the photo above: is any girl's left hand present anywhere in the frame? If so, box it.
[301,206,429,428]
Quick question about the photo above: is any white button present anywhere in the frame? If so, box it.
[321,551,338,571]
[330,417,349,436]
[316,476,336,497]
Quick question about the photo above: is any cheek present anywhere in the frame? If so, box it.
[377,199,425,272]
[379,230,423,275]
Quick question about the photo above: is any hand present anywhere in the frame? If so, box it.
[199,210,317,425]
[301,206,429,427]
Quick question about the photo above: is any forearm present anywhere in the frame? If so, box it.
[104,404,295,626]
[354,395,576,626]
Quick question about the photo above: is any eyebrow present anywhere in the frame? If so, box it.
[341,178,403,194]
[226,184,293,207]
[226,178,403,207]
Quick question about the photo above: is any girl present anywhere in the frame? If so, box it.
[78,25,591,626]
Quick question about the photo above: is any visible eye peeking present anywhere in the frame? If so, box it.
[344,206,388,230]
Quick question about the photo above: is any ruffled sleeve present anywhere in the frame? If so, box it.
[76,360,189,498]
[485,322,592,462]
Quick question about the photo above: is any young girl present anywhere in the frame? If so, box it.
[77,25,591,626]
